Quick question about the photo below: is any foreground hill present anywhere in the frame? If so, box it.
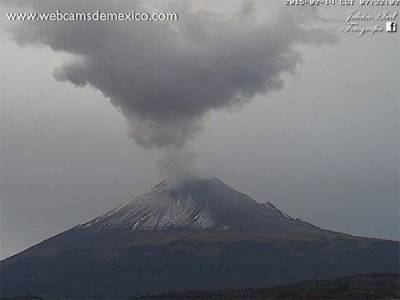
[138,273,400,300]
[1,178,399,298]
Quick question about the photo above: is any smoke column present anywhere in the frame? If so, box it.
[3,1,336,182]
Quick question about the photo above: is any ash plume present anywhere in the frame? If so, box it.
[3,1,336,181]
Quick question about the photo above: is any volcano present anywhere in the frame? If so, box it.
[1,178,398,298]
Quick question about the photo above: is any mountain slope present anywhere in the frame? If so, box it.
[1,178,399,298]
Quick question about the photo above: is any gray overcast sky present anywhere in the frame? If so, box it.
[0,1,399,259]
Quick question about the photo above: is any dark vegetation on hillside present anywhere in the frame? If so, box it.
[137,273,400,300]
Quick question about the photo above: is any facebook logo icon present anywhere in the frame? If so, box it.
[386,22,397,32]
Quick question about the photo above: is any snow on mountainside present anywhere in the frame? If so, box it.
[77,177,320,234]
[81,181,218,231]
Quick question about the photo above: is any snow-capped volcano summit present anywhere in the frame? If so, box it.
[79,177,320,235]
[83,179,220,231]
